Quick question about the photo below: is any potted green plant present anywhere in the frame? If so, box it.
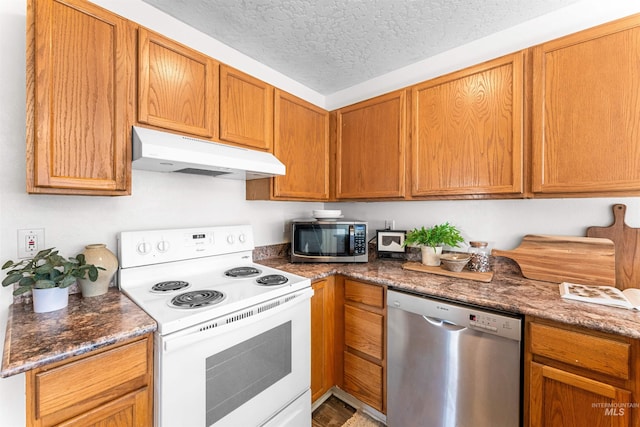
[2,248,103,313]
[404,222,465,266]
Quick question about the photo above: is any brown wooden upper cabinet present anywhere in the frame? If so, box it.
[531,15,640,196]
[27,0,135,195]
[411,52,524,197]
[220,65,274,151]
[137,28,219,139]
[247,90,330,200]
[336,90,407,199]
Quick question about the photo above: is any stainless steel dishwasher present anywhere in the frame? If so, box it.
[387,289,522,427]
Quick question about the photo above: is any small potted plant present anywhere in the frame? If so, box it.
[2,248,103,313]
[403,222,465,266]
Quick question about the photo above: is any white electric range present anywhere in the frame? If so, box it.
[118,225,312,427]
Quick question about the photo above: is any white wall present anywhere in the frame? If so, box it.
[0,1,321,424]
[330,198,640,252]
[2,0,640,425]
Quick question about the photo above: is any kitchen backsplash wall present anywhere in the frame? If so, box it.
[331,198,640,253]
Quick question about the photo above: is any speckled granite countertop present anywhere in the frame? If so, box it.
[1,288,157,378]
[256,257,640,340]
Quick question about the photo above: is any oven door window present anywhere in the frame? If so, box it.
[293,224,350,256]
[205,321,292,425]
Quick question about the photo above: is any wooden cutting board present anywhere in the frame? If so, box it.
[402,262,494,283]
[586,204,640,290]
[491,235,615,286]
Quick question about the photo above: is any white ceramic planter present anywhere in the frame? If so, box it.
[32,287,69,313]
[421,246,443,266]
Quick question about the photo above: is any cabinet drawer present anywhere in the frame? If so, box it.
[529,323,630,379]
[343,351,383,412]
[344,280,384,308]
[345,305,383,360]
[34,338,149,419]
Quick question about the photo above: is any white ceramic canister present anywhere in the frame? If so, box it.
[78,244,118,297]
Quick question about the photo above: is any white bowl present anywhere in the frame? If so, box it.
[313,209,342,219]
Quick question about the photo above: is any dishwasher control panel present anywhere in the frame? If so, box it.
[388,289,522,342]
[469,313,518,333]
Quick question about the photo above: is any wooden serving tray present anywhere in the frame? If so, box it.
[492,235,615,286]
[402,262,494,283]
[587,204,640,290]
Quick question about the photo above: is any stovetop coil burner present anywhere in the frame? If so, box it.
[170,290,226,309]
[256,274,289,286]
[225,266,262,278]
[151,280,190,293]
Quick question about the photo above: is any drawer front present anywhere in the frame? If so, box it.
[345,305,383,360]
[344,279,384,308]
[343,351,383,412]
[35,338,149,418]
[529,323,630,379]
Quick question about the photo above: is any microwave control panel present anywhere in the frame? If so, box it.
[354,224,366,255]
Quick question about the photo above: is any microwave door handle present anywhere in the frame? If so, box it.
[349,225,355,255]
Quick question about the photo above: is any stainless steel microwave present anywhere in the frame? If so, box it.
[291,220,368,263]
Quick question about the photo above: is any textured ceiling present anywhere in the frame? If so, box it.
[142,0,581,95]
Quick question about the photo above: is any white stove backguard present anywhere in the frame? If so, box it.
[119,224,255,269]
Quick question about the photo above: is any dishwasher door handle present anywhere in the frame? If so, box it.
[422,315,466,331]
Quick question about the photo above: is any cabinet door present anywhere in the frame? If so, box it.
[26,335,153,427]
[311,278,335,403]
[57,388,151,427]
[531,15,640,195]
[412,52,524,197]
[336,90,407,199]
[343,351,383,412]
[272,90,330,200]
[344,305,383,361]
[220,65,274,150]
[138,27,218,138]
[27,0,135,195]
[529,362,632,427]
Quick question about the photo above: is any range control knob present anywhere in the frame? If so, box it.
[157,240,170,253]
[238,233,246,243]
[136,241,152,255]
[226,234,235,244]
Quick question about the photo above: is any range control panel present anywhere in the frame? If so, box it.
[119,225,255,268]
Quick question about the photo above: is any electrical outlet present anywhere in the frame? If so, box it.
[384,220,396,230]
[17,228,45,259]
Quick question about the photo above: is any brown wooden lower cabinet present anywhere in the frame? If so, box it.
[529,362,632,427]
[525,317,639,427]
[311,277,335,402]
[343,351,383,411]
[26,334,153,427]
[340,278,386,413]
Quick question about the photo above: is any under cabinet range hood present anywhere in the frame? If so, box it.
[131,126,285,180]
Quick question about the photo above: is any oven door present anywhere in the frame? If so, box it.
[157,288,312,427]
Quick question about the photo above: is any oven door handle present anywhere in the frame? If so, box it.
[162,288,313,353]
